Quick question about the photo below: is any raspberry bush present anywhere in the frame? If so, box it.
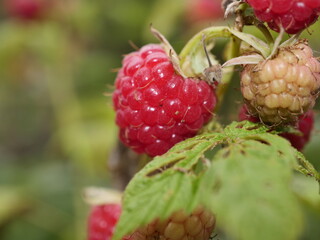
[87,1,320,240]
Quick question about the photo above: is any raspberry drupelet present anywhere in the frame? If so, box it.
[113,44,217,156]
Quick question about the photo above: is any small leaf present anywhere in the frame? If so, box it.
[292,175,320,211]
[179,26,271,80]
[229,28,270,58]
[222,54,264,68]
[295,151,320,183]
[150,26,186,78]
[179,26,232,78]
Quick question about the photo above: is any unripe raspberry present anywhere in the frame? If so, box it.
[246,0,320,34]
[241,40,320,124]
[239,105,315,151]
[125,206,216,240]
[113,44,217,156]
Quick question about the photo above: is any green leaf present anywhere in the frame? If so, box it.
[292,175,320,211]
[113,132,224,240]
[114,121,316,240]
[201,125,303,240]
[229,28,270,58]
[179,26,271,78]
[295,151,320,183]
[179,26,232,78]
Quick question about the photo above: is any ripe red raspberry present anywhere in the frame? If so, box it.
[186,0,224,23]
[246,0,320,34]
[4,0,47,21]
[241,40,320,124]
[113,44,217,156]
[239,105,315,151]
[238,104,260,123]
[125,206,216,240]
[88,204,122,240]
[280,110,314,150]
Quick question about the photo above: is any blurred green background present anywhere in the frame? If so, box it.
[0,0,319,239]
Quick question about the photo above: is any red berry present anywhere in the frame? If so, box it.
[246,0,320,33]
[280,110,314,150]
[238,105,314,151]
[186,0,224,23]
[113,44,217,156]
[238,104,260,123]
[4,0,48,21]
[88,204,122,240]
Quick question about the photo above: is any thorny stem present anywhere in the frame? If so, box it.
[217,3,247,110]
[215,37,240,111]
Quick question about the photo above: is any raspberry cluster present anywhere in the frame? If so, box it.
[113,44,216,156]
[241,40,320,124]
[239,105,314,151]
[246,0,320,34]
[88,204,216,240]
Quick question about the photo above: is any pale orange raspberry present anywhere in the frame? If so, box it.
[241,40,320,124]
[124,206,215,240]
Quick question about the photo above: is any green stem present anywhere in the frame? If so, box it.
[215,37,240,111]
[179,26,232,63]
[244,16,274,47]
